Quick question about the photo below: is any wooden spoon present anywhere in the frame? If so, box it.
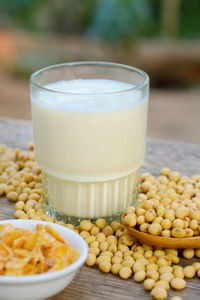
[122,214,200,248]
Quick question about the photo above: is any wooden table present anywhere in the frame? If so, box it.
[1,117,200,300]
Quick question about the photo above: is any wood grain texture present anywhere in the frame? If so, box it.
[1,117,200,300]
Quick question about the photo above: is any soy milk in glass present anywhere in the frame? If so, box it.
[30,62,149,224]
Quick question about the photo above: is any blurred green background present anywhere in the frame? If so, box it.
[0,0,200,143]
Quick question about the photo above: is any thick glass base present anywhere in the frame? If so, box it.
[44,209,123,226]
[42,169,139,225]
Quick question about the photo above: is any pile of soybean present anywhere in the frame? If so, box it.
[1,144,200,300]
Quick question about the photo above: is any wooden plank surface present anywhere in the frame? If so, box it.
[1,117,200,300]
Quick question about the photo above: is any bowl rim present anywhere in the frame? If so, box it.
[0,219,88,283]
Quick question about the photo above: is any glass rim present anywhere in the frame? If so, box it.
[30,61,149,96]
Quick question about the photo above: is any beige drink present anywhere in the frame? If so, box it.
[31,79,148,219]
[30,62,149,223]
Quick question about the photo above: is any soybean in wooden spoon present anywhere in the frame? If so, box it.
[122,214,200,248]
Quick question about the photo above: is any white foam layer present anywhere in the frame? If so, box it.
[32,79,145,112]
[46,79,134,94]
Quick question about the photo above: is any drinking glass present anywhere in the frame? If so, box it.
[30,62,149,224]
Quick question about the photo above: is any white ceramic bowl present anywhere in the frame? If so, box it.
[0,219,88,300]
